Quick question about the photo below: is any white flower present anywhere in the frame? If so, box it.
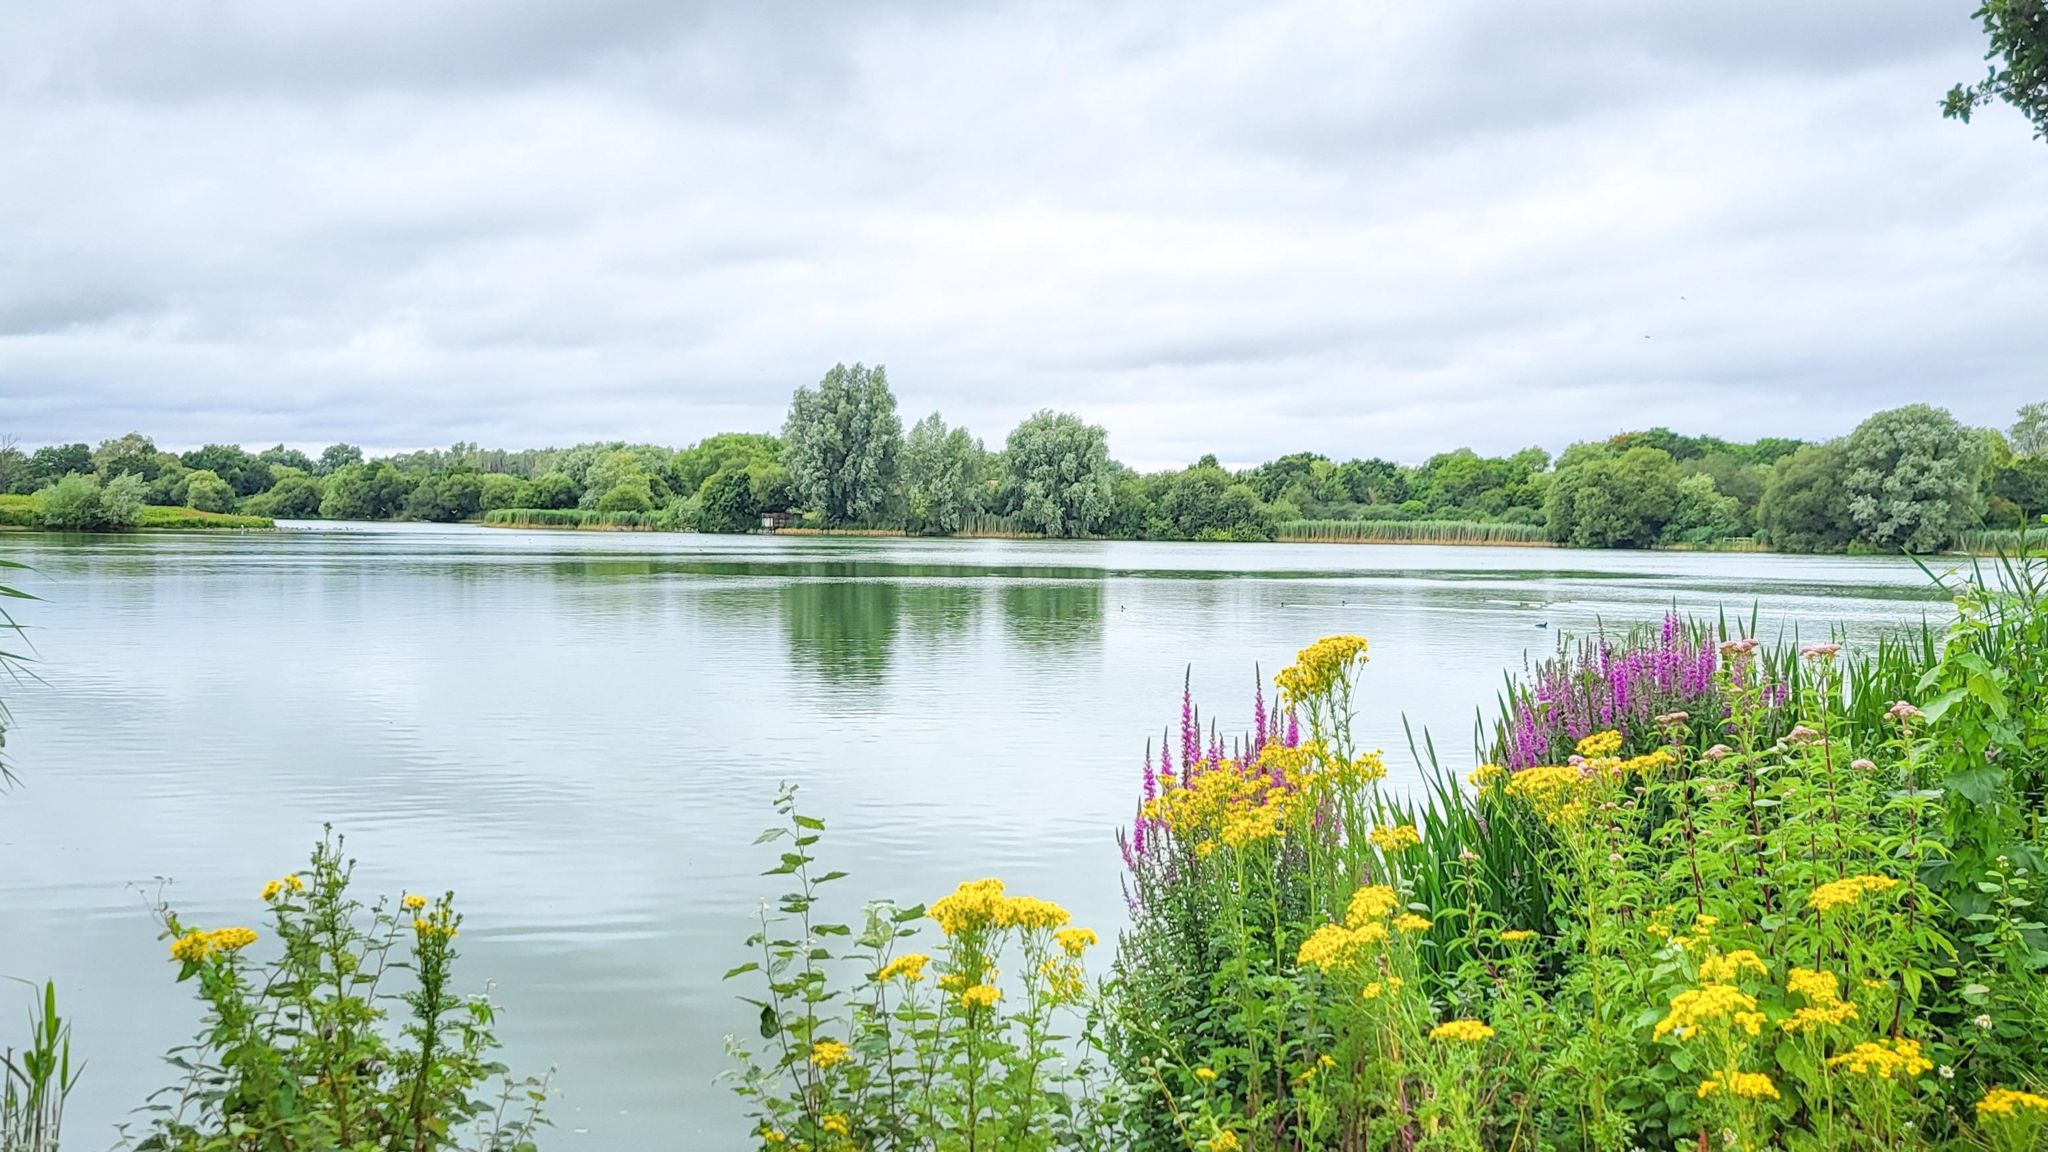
[1975,1014,1994,1030]
[1939,1065,1955,1080]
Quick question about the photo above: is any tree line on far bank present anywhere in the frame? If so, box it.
[3,365,2043,553]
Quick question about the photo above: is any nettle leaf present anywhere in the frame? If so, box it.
[724,962,761,981]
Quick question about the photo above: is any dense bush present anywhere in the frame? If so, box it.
[35,474,143,530]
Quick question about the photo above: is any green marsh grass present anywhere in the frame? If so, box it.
[1277,518,1552,546]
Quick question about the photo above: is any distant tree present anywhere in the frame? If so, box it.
[901,414,985,534]
[317,443,365,476]
[595,478,654,513]
[1839,404,1988,553]
[258,444,317,474]
[319,462,415,521]
[38,473,141,530]
[1003,410,1115,538]
[781,363,903,526]
[1157,465,1279,541]
[674,433,782,497]
[18,443,90,493]
[1945,0,2048,140]
[249,473,324,519]
[477,473,527,512]
[1544,446,1683,548]
[402,473,484,522]
[526,473,578,509]
[181,444,271,497]
[1992,455,2048,519]
[1334,458,1408,506]
[92,433,162,481]
[578,449,667,510]
[1662,473,1744,545]
[1757,443,1853,553]
[2011,401,2048,458]
[0,439,25,495]
[696,468,760,532]
[102,472,146,525]
[182,469,236,513]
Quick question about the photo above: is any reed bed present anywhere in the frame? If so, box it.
[133,506,272,530]
[1277,518,1553,545]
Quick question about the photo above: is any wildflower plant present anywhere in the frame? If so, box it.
[723,784,1122,1151]
[126,832,548,1151]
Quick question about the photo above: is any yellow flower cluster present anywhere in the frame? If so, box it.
[1828,1037,1932,1079]
[1361,977,1405,1000]
[929,880,1071,936]
[1467,763,1504,788]
[1500,929,1536,943]
[1503,765,1591,825]
[169,926,259,963]
[1392,913,1432,934]
[1370,823,1421,852]
[1979,1088,2048,1120]
[403,893,428,911]
[1781,967,1858,1033]
[1698,949,1769,983]
[1429,1020,1495,1044]
[412,911,458,939]
[1206,1132,1242,1152]
[876,953,930,983]
[1142,741,1386,857]
[259,875,306,902]
[1346,885,1401,925]
[821,1113,850,1135]
[1274,635,1369,706]
[1698,1072,1780,1101]
[1054,927,1098,957]
[1576,730,1624,758]
[1654,984,1763,1041]
[1040,958,1086,1003]
[1296,922,1385,971]
[959,984,1001,1009]
[1809,874,1902,913]
[809,1040,850,1068]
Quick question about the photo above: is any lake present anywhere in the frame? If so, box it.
[0,524,1963,1149]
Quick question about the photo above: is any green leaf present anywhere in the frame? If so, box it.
[758,1004,778,1039]
[723,962,760,980]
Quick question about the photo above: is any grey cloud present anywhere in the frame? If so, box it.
[0,0,2043,469]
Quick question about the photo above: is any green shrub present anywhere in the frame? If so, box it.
[130,834,548,1151]
[35,474,140,530]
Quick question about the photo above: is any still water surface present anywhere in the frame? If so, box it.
[0,524,1961,1148]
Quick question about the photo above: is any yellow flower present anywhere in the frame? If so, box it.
[959,984,1001,1009]
[1828,1038,1931,1079]
[1781,967,1859,1033]
[930,879,1008,936]
[1576,730,1624,758]
[808,1040,850,1069]
[1207,1132,1242,1152]
[1979,1088,2048,1120]
[1500,929,1536,943]
[1345,884,1401,927]
[403,894,427,911]
[762,1128,786,1144]
[1392,913,1432,934]
[1503,765,1592,825]
[1699,949,1769,983]
[171,927,259,963]
[1296,923,1375,971]
[1467,763,1504,788]
[1808,874,1902,913]
[1654,984,1759,1041]
[1054,927,1098,957]
[261,880,283,901]
[1361,977,1406,1000]
[169,932,212,964]
[820,1113,849,1135]
[1370,824,1421,852]
[1698,1072,1779,1101]
[1274,635,1369,706]
[1429,1019,1495,1044]
[1001,895,1071,932]
[1194,1066,1217,1082]
[876,953,930,983]
[1040,958,1086,1003]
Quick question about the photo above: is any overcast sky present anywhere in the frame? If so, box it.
[2,2,2043,469]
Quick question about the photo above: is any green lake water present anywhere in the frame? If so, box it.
[0,523,1964,1148]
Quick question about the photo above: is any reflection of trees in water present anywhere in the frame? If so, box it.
[1000,581,1103,649]
[899,583,985,643]
[781,579,900,684]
